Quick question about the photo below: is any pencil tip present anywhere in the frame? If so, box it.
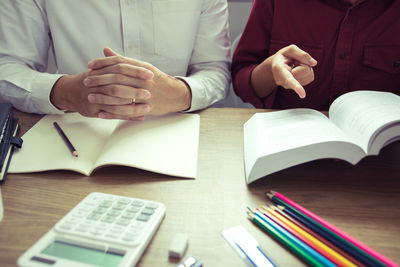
[247,211,254,219]
[266,192,273,199]
[73,151,79,157]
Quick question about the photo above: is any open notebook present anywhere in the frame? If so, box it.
[9,112,200,178]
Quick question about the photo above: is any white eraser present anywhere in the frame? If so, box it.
[169,233,189,258]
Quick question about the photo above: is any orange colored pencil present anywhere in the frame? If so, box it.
[271,206,365,267]
[259,206,357,267]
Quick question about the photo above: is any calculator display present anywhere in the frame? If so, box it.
[42,240,124,267]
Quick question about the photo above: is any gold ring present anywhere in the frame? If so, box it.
[131,98,136,104]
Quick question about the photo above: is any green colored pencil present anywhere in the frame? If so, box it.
[248,211,325,267]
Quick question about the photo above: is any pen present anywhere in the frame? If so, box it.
[53,122,78,157]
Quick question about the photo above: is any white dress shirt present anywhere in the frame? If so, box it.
[0,0,231,114]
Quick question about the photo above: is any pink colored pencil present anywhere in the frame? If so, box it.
[267,190,398,267]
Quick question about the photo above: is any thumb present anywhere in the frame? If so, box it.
[103,47,120,57]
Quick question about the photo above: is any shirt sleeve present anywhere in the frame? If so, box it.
[0,0,64,114]
[231,0,275,108]
[176,0,231,112]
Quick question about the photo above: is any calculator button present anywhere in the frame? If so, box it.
[122,234,138,242]
[87,213,102,221]
[99,200,113,208]
[105,233,120,239]
[136,214,151,222]
[107,210,121,217]
[112,204,127,211]
[110,225,125,232]
[117,198,131,205]
[78,207,92,212]
[101,216,116,223]
[65,217,80,223]
[72,211,89,218]
[59,224,72,230]
[74,227,88,233]
[131,200,144,207]
[121,212,136,219]
[141,208,155,215]
[145,203,159,209]
[93,207,108,214]
[94,226,108,232]
[116,219,131,226]
[90,230,103,236]
[127,206,140,213]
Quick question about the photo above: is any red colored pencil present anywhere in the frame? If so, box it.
[267,190,398,267]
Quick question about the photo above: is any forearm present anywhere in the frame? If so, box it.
[0,61,63,114]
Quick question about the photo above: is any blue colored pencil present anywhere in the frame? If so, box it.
[279,206,385,267]
[254,210,336,267]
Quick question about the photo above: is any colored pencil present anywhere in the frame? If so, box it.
[270,205,366,267]
[277,205,385,267]
[249,209,336,267]
[260,206,357,267]
[267,190,397,267]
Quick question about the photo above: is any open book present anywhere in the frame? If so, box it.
[9,112,200,178]
[244,90,400,184]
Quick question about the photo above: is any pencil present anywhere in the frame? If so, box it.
[249,209,336,267]
[267,190,397,267]
[53,122,78,157]
[270,205,366,267]
[260,206,357,267]
[277,205,385,267]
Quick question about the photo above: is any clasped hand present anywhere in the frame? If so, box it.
[51,47,191,120]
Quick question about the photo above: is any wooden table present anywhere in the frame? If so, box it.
[1,108,399,266]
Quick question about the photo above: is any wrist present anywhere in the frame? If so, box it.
[251,57,278,98]
[50,75,76,111]
[175,77,192,112]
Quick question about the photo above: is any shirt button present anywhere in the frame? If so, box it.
[339,52,346,59]
[125,0,132,5]
[128,44,134,50]
[394,60,400,68]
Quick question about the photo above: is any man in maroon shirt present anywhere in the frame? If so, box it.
[231,0,400,110]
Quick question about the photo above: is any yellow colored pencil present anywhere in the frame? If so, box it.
[261,206,357,267]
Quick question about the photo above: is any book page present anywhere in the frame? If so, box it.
[244,109,365,183]
[329,91,400,153]
[9,113,118,175]
[94,113,200,178]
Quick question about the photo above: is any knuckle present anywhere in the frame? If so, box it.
[109,85,119,95]
[112,74,121,83]
[115,64,124,72]
[287,44,298,51]
[116,56,124,63]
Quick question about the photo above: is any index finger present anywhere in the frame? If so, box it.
[281,45,317,67]
[88,56,150,70]
[274,65,306,98]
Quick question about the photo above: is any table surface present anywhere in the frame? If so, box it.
[1,108,399,266]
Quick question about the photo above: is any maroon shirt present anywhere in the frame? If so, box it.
[231,0,400,110]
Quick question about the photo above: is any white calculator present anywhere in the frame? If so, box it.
[18,192,166,267]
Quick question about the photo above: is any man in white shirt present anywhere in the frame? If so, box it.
[0,0,230,120]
